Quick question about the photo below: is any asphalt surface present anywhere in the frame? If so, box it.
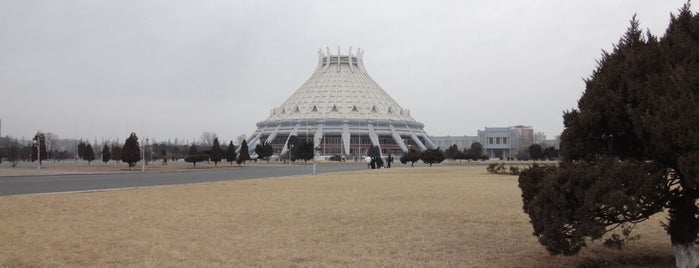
[0,164,371,197]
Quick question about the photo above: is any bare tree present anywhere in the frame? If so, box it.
[235,134,247,146]
[532,132,547,145]
[44,132,59,142]
[200,132,217,146]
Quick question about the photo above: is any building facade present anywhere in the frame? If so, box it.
[477,126,534,159]
[430,135,479,151]
[247,48,437,157]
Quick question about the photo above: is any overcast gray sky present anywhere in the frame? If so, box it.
[0,0,694,143]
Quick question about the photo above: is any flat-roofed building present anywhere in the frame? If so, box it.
[430,135,478,151]
[477,126,534,159]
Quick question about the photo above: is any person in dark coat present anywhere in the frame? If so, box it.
[386,154,393,168]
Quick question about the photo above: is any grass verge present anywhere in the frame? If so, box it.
[0,166,674,267]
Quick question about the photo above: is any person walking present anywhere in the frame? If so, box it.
[386,154,393,168]
[365,156,372,169]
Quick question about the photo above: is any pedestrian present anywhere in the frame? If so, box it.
[370,157,377,169]
[365,156,371,169]
[386,154,393,168]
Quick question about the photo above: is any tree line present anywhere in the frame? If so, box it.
[0,132,264,168]
[2,133,558,168]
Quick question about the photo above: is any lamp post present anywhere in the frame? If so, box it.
[33,131,43,170]
[313,135,323,175]
[46,139,51,161]
[32,139,40,170]
[142,138,148,172]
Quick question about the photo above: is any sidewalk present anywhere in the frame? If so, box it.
[0,168,104,177]
[0,160,364,177]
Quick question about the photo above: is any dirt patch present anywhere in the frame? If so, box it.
[0,166,675,267]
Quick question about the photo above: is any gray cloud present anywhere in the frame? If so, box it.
[0,0,692,142]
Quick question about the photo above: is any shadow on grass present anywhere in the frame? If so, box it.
[577,254,674,268]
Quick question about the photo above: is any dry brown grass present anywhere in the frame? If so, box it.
[0,166,675,267]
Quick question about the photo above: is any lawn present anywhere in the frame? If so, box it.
[0,166,674,267]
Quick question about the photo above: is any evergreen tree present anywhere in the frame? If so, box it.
[209,138,224,166]
[121,132,141,169]
[225,141,237,165]
[144,145,152,165]
[77,141,86,160]
[84,144,96,165]
[400,148,421,167]
[444,144,460,162]
[468,142,484,161]
[518,7,699,266]
[254,141,274,162]
[111,143,122,163]
[188,144,198,156]
[421,148,445,166]
[237,139,251,164]
[367,145,381,159]
[161,149,168,165]
[293,140,314,163]
[31,132,48,163]
[528,144,543,161]
[289,138,302,162]
[101,144,111,164]
[454,150,466,162]
[542,146,559,160]
[184,144,209,167]
[7,141,19,167]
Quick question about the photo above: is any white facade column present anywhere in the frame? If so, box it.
[263,124,282,144]
[341,123,351,156]
[313,123,324,149]
[389,124,408,152]
[280,123,300,156]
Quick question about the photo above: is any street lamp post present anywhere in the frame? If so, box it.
[33,139,40,170]
[33,131,43,170]
[313,135,323,175]
[142,138,148,172]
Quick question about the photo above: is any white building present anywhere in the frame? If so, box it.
[431,125,535,159]
[247,48,437,157]
[477,126,534,159]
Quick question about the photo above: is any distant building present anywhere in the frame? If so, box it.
[477,126,534,159]
[430,135,478,151]
[510,125,534,150]
[542,135,561,149]
[431,126,536,159]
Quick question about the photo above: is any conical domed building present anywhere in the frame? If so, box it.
[248,47,437,157]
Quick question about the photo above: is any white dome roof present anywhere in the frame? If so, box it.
[264,47,414,122]
[247,48,437,156]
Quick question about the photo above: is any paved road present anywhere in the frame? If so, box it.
[0,164,371,196]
